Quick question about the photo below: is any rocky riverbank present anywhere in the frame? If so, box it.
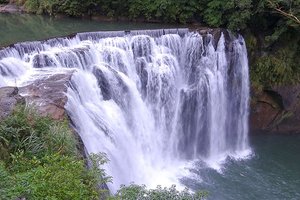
[0,3,24,13]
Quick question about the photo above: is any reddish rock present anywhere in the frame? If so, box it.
[19,71,74,120]
[250,84,300,134]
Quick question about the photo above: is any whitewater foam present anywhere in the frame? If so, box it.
[0,29,251,192]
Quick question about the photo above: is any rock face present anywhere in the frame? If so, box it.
[0,87,24,120]
[0,71,74,121]
[0,3,24,13]
[19,71,74,120]
[250,84,300,134]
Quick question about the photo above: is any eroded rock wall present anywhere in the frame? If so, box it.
[250,84,300,134]
[0,71,73,120]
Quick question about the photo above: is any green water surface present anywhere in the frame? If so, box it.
[0,13,178,47]
[184,134,300,200]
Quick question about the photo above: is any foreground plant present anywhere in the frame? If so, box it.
[0,105,110,200]
[111,184,208,200]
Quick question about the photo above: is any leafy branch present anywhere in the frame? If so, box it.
[267,0,300,25]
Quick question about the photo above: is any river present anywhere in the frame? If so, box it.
[184,134,300,200]
[0,13,178,47]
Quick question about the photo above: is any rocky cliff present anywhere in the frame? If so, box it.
[0,71,73,120]
[250,84,300,134]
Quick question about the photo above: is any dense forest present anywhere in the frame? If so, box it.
[0,1,299,87]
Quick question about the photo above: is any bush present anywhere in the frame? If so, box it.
[0,105,78,161]
[0,105,110,200]
[111,184,208,200]
[0,153,109,200]
[250,47,300,87]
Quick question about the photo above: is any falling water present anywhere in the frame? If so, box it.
[0,28,251,192]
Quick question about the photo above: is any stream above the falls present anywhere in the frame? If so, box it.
[0,13,179,47]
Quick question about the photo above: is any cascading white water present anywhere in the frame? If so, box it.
[0,28,251,192]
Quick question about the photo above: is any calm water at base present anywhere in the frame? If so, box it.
[183,134,300,200]
[1,13,299,200]
[0,13,179,47]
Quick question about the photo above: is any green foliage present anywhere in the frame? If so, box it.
[0,154,108,200]
[23,0,79,16]
[89,153,112,187]
[267,0,300,27]
[24,0,40,14]
[248,11,300,87]
[0,105,78,161]
[128,0,197,23]
[21,0,198,22]
[0,105,109,200]
[0,161,14,198]
[199,0,252,30]
[251,48,300,86]
[111,184,208,200]
[59,0,86,16]
[18,0,300,30]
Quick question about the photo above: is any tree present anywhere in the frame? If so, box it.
[198,0,252,30]
[267,0,300,26]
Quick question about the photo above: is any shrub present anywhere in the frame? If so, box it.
[0,105,110,200]
[0,105,78,162]
[111,184,208,200]
[251,49,300,86]
[1,154,109,200]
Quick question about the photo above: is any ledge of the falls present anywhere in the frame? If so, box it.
[1,73,299,135]
[1,27,299,137]
[0,70,74,120]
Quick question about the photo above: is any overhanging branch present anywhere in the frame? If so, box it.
[267,0,300,25]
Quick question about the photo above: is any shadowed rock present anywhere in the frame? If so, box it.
[250,84,300,134]
[0,86,24,120]
[18,70,74,120]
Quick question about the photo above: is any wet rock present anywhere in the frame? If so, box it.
[250,84,300,134]
[19,70,74,120]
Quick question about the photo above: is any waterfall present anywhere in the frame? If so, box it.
[0,28,251,192]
